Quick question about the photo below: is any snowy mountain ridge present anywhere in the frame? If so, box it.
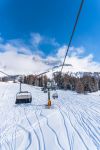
[45,64,100,79]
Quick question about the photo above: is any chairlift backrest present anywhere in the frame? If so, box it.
[15,91,32,104]
[52,92,58,99]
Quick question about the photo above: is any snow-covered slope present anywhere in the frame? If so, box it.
[0,82,100,150]
[0,72,6,77]
[44,64,100,79]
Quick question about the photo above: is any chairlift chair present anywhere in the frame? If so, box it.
[41,87,44,91]
[52,92,58,99]
[15,91,32,104]
[15,81,32,104]
[44,89,48,93]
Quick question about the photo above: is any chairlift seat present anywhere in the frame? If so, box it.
[15,91,32,104]
[52,93,58,99]
[44,89,48,93]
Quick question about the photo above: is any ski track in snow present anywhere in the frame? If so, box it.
[24,107,40,150]
[40,112,65,150]
[0,82,100,150]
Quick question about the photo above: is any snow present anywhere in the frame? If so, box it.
[41,65,100,79]
[0,82,100,150]
[0,73,6,77]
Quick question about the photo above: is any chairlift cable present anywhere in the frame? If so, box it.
[0,71,10,77]
[61,0,84,73]
[36,0,84,78]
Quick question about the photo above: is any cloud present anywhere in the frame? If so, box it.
[44,37,60,47]
[69,46,85,56]
[0,51,49,75]
[57,45,85,58]
[57,45,67,58]
[31,33,43,49]
[0,34,100,76]
[31,33,60,50]
[56,46,100,72]
[0,35,50,75]
[0,39,32,55]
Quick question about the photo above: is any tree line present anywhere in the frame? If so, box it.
[1,72,100,94]
[23,72,100,94]
[24,75,48,88]
[53,72,100,93]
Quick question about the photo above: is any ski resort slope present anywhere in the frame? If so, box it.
[0,82,100,150]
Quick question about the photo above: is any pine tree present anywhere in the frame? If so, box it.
[76,79,84,93]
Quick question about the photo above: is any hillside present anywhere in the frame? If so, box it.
[44,64,100,79]
[0,82,100,150]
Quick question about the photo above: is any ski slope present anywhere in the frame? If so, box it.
[0,82,100,150]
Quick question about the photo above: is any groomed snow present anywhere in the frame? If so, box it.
[0,82,100,150]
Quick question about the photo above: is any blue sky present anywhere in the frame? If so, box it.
[0,0,100,74]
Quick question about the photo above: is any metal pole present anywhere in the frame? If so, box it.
[48,88,50,100]
[47,87,51,107]
[20,81,21,92]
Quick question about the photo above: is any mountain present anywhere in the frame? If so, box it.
[42,64,100,79]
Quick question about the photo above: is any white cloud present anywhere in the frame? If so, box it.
[31,33,60,49]
[57,45,85,58]
[44,37,60,47]
[0,51,49,75]
[57,46,100,72]
[0,34,100,76]
[0,40,32,55]
[57,45,67,58]
[31,33,43,48]
[69,46,85,56]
